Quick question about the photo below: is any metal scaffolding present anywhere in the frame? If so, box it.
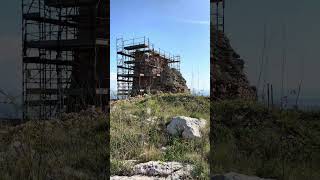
[116,37,181,99]
[22,0,109,120]
[212,0,225,33]
[211,0,225,99]
[211,0,225,54]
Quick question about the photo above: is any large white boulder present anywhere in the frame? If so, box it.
[166,116,206,139]
[211,172,276,180]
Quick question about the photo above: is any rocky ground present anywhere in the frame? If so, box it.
[111,161,193,179]
[110,93,210,179]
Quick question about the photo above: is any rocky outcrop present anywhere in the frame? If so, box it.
[131,51,189,97]
[111,161,193,180]
[211,28,256,100]
[166,116,206,139]
[133,161,187,176]
[212,172,275,180]
[158,67,189,93]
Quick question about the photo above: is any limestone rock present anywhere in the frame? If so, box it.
[168,164,193,180]
[166,116,206,139]
[128,161,193,179]
[146,108,152,115]
[146,116,157,124]
[110,161,193,179]
[133,161,183,176]
[111,175,166,180]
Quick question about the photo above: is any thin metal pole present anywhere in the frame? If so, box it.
[222,0,225,32]
[281,24,287,109]
[271,84,274,108]
[267,83,270,109]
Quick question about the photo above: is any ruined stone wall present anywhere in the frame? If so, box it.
[131,51,188,96]
[211,28,257,100]
[156,67,189,93]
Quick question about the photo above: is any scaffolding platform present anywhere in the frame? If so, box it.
[117,65,134,70]
[124,44,148,50]
[117,74,136,78]
[25,88,85,95]
[26,88,61,95]
[25,39,108,50]
[44,0,95,7]
[25,100,61,106]
[117,51,135,58]
[23,57,73,66]
[117,79,133,82]
[23,13,77,27]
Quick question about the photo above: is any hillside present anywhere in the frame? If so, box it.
[211,100,320,180]
[0,110,109,179]
[1,93,318,179]
[0,93,210,179]
[110,93,210,179]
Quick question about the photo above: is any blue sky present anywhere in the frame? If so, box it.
[110,0,210,93]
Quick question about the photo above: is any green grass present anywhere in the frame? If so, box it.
[210,99,320,180]
[1,95,318,179]
[0,111,109,180]
[110,93,210,178]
